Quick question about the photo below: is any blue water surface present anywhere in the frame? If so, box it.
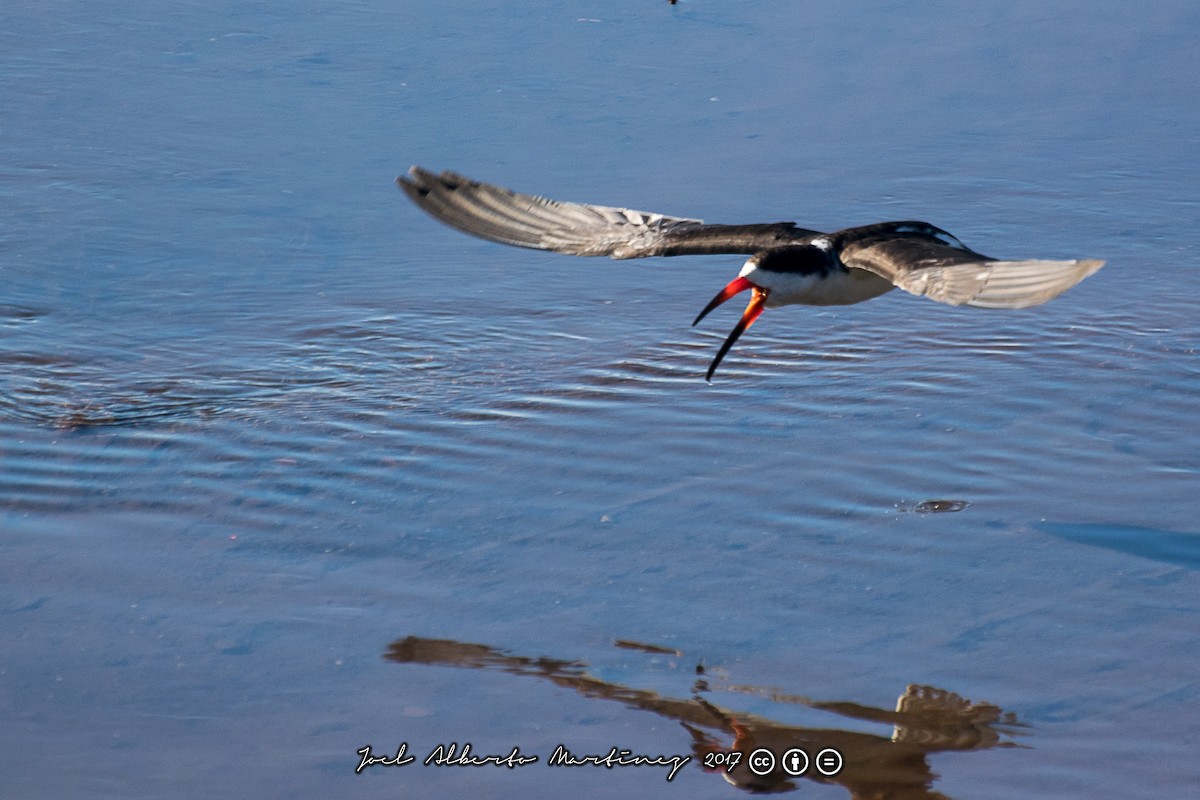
[2,2,1198,798]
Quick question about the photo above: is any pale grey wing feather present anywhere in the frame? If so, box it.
[840,236,1104,309]
[398,166,816,259]
[892,258,1105,309]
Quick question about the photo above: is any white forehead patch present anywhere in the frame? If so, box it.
[810,236,832,251]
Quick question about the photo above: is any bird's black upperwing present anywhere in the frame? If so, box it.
[398,167,819,260]
[835,221,1104,309]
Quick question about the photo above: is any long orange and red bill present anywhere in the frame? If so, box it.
[692,276,770,381]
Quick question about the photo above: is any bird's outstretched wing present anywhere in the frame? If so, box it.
[398,166,817,260]
[836,222,1104,309]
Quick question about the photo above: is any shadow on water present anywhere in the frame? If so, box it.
[384,636,1025,798]
[1036,522,1200,571]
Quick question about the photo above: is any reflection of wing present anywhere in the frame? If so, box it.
[891,685,1003,749]
[385,636,1024,798]
[838,224,1104,309]
[398,167,817,259]
[384,636,732,731]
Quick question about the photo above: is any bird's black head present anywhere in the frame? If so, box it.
[752,244,837,277]
[689,244,840,381]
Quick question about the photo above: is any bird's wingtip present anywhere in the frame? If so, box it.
[398,166,442,199]
[397,165,439,188]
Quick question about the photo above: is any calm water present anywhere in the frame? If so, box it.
[3,2,1199,798]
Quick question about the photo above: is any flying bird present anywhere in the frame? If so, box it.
[398,167,1103,380]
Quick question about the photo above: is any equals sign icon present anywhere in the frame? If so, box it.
[815,748,843,776]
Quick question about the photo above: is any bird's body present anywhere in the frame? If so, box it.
[398,167,1104,379]
[733,245,896,307]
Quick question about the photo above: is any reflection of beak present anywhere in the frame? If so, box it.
[692,276,770,381]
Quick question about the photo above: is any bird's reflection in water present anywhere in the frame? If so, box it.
[384,636,1025,798]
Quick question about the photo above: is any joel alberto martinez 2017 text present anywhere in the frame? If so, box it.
[356,742,691,782]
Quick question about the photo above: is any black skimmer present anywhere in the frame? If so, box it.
[398,167,1104,380]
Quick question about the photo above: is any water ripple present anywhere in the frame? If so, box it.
[1,298,1196,531]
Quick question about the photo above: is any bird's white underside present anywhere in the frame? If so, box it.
[738,258,896,307]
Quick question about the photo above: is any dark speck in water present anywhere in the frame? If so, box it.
[902,499,973,514]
